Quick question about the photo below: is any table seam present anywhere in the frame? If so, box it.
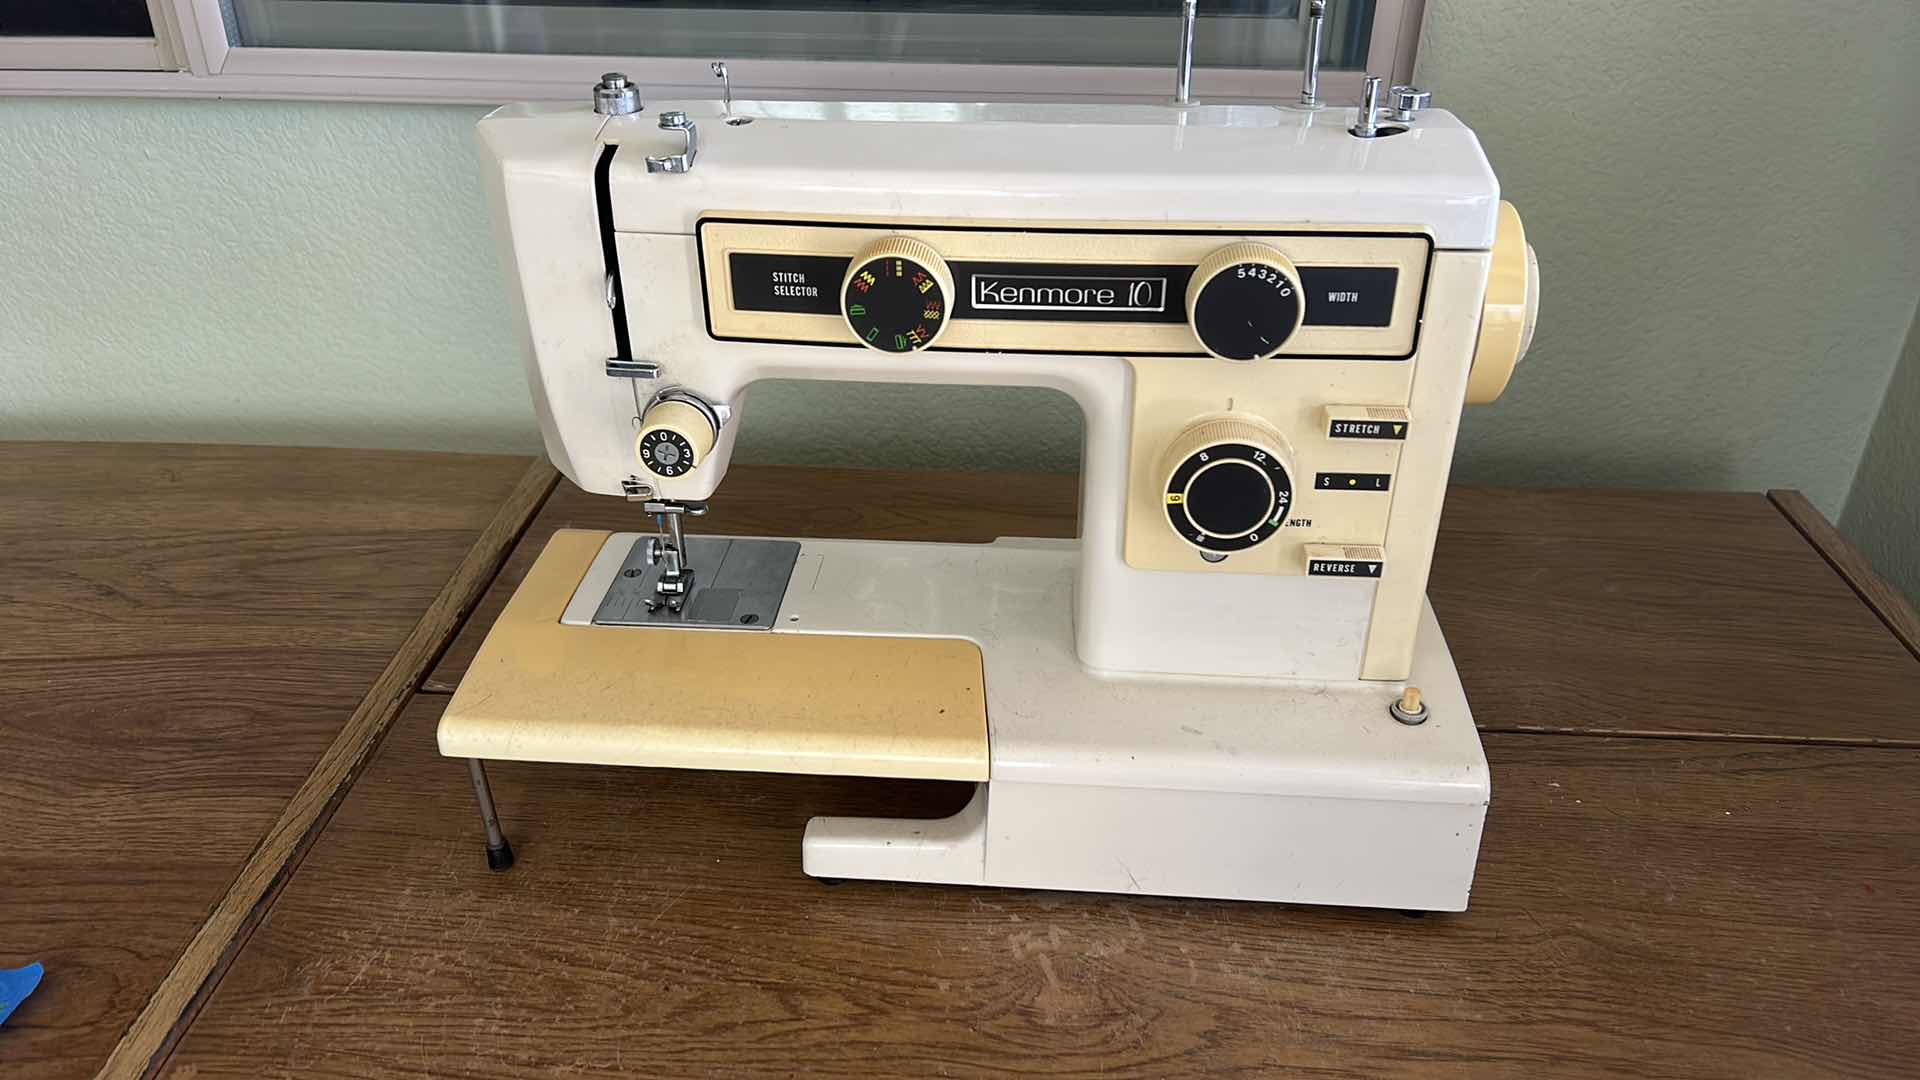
[96,458,560,1080]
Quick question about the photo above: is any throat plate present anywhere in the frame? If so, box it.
[591,536,800,629]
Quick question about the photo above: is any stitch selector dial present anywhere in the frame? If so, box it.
[635,398,716,478]
[1160,417,1295,554]
[842,236,953,353]
[1186,242,1303,361]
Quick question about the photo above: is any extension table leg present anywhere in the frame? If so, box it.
[465,758,515,872]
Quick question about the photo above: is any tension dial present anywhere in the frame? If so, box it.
[1160,417,1295,555]
[841,236,953,353]
[1186,242,1304,361]
[635,397,718,478]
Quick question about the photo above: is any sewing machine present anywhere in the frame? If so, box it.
[443,23,1538,911]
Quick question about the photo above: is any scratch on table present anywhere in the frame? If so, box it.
[1521,906,1574,966]
[648,884,693,925]
[338,950,380,995]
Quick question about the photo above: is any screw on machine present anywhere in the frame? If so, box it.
[1389,85,1433,123]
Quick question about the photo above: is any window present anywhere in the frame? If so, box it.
[0,0,1422,103]
[0,0,182,71]
[231,0,1377,70]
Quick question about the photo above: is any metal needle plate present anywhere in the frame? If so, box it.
[591,536,800,629]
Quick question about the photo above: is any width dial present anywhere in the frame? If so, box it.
[1160,416,1295,555]
[841,236,953,353]
[1185,242,1303,361]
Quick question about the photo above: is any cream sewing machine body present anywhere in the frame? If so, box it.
[444,66,1538,910]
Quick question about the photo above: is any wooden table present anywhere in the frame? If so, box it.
[166,702,1920,1080]
[4,449,1917,1078]
[0,444,552,1079]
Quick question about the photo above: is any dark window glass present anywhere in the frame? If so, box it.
[229,0,1376,69]
[0,1,156,37]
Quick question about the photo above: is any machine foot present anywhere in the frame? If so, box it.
[813,876,846,887]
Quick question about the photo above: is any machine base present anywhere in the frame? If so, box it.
[800,589,1487,911]
[805,777,1483,911]
[443,531,1490,911]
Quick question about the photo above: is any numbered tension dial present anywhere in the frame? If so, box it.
[1160,417,1295,555]
[1185,242,1303,361]
[635,397,718,479]
[841,236,953,353]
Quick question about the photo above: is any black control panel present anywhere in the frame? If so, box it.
[728,253,844,316]
[1327,417,1408,440]
[955,262,1187,324]
[727,253,1396,329]
[1297,267,1398,327]
[1315,472,1393,492]
[1307,556,1385,578]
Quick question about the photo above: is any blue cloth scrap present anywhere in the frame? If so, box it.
[0,963,45,1027]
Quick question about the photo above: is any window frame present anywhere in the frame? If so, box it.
[0,1,186,72]
[0,0,1424,105]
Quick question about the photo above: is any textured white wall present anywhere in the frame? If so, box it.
[1418,0,1920,515]
[0,100,533,453]
[1841,302,1920,605]
[0,98,1079,471]
[2,0,1918,521]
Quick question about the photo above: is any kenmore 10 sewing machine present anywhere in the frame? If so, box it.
[444,6,1538,911]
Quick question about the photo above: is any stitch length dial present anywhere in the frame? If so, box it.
[1159,416,1296,555]
[841,236,953,353]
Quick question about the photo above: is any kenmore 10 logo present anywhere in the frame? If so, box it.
[971,274,1167,313]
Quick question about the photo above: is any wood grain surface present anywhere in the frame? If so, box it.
[0,443,536,1080]
[164,696,1920,1080]
[1431,488,1920,745]
[428,472,1920,745]
[99,459,558,1080]
[1769,489,1920,663]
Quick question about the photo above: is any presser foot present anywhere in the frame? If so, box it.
[594,535,799,628]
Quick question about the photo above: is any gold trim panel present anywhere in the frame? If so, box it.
[698,218,1430,357]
